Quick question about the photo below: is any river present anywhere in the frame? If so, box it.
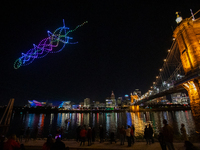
[7,110,200,141]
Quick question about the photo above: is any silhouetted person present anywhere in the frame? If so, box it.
[162,119,175,150]
[144,125,150,144]
[131,125,135,144]
[25,127,30,142]
[149,124,154,143]
[87,127,92,146]
[110,132,116,144]
[180,123,188,141]
[42,135,54,150]
[92,127,95,143]
[76,126,81,142]
[126,125,131,147]
[34,126,38,140]
[60,127,64,140]
[80,127,87,146]
[55,128,60,136]
[120,126,125,145]
[3,134,21,150]
[51,137,65,150]
[99,125,104,143]
[19,127,25,142]
[158,129,166,150]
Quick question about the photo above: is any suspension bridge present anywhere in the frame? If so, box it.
[132,10,200,118]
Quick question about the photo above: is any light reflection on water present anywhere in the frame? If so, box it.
[7,110,199,140]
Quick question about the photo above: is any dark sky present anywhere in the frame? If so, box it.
[1,1,199,105]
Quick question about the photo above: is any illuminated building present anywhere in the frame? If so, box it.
[84,98,90,108]
[117,97,122,105]
[105,91,116,109]
[58,101,71,109]
[111,91,116,106]
[28,100,44,107]
[28,100,71,109]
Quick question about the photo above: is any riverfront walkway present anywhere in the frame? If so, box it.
[22,139,200,150]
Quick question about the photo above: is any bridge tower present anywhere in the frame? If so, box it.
[173,14,200,117]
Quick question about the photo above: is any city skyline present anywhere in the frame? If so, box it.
[1,1,199,105]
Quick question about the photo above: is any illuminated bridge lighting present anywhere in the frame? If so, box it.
[14,20,88,69]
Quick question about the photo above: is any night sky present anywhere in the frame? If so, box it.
[1,1,199,105]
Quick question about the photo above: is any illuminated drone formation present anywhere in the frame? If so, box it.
[14,20,88,69]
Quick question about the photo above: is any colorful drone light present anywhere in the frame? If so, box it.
[14,19,88,69]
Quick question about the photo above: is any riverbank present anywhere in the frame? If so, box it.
[21,139,200,150]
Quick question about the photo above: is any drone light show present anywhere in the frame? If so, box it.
[14,19,88,69]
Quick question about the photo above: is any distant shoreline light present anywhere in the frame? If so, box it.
[14,20,88,69]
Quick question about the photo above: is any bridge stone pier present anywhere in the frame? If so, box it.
[173,17,200,118]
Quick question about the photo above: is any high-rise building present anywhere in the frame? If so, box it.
[117,97,122,105]
[105,91,116,109]
[84,98,90,108]
[111,91,116,106]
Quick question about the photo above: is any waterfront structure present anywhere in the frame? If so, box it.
[28,100,71,109]
[58,101,71,109]
[28,100,46,107]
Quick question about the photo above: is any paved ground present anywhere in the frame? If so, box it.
[22,139,200,150]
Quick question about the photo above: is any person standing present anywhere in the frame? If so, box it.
[92,127,95,143]
[131,125,135,144]
[80,127,87,146]
[144,125,150,144]
[99,125,104,143]
[149,124,154,144]
[25,127,30,142]
[87,127,92,146]
[60,127,64,140]
[76,126,81,142]
[51,137,65,150]
[158,129,166,150]
[126,126,131,147]
[3,134,21,150]
[34,126,38,140]
[180,123,188,142]
[19,127,25,142]
[120,126,125,145]
[162,119,175,150]
[42,135,54,150]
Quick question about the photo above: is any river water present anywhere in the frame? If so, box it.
[7,110,200,141]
